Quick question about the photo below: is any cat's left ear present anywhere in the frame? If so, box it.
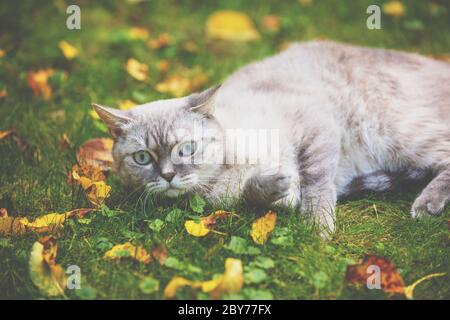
[92,103,132,138]
[187,85,221,115]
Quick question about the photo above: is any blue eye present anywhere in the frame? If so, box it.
[133,150,152,165]
[178,141,197,157]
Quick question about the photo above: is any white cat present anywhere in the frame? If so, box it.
[94,41,450,238]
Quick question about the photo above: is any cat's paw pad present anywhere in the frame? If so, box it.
[411,194,446,219]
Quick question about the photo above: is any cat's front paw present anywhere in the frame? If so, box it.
[411,192,447,218]
[244,170,292,205]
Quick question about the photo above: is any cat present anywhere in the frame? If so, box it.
[93,40,450,238]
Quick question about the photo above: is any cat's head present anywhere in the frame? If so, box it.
[92,85,224,198]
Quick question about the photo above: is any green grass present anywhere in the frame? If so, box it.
[0,0,449,300]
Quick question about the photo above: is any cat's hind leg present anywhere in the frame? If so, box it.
[411,166,450,218]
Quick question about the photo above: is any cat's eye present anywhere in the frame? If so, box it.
[133,150,152,165]
[178,141,197,157]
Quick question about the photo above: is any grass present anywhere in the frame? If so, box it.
[0,0,449,300]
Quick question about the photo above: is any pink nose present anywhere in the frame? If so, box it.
[161,171,176,182]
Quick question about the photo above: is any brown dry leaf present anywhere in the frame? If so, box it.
[0,208,27,236]
[125,58,149,81]
[345,254,405,296]
[206,10,260,42]
[0,87,7,100]
[0,128,15,141]
[68,164,106,184]
[151,244,168,265]
[156,67,208,97]
[27,68,55,100]
[250,211,277,245]
[104,242,152,264]
[29,236,66,296]
[59,133,72,150]
[58,40,79,60]
[262,15,280,32]
[164,258,243,299]
[383,1,406,17]
[148,33,171,49]
[128,27,150,40]
[76,138,114,171]
[184,210,233,237]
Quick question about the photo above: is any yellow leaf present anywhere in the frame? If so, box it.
[128,27,150,40]
[250,211,277,245]
[156,67,208,97]
[383,1,406,17]
[404,273,446,300]
[206,10,260,42]
[163,258,243,299]
[103,242,151,264]
[85,181,111,207]
[185,220,211,237]
[26,69,55,100]
[117,99,136,110]
[298,0,313,7]
[126,58,148,81]
[21,213,66,233]
[29,236,66,296]
[58,40,79,60]
[89,109,100,120]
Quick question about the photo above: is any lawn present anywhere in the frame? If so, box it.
[0,0,449,300]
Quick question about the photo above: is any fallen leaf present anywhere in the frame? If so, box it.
[0,128,15,140]
[58,40,79,60]
[184,210,233,237]
[148,33,171,49]
[345,254,405,296]
[298,0,313,7]
[182,41,198,53]
[164,258,244,299]
[29,236,66,296]
[262,15,280,32]
[104,242,152,264]
[69,164,106,184]
[69,164,110,207]
[403,273,445,299]
[0,49,5,58]
[0,87,7,100]
[250,211,277,245]
[27,68,55,100]
[156,59,170,73]
[21,213,66,234]
[383,1,406,17]
[206,10,260,42]
[0,208,27,236]
[128,27,150,40]
[59,133,72,150]
[126,58,149,81]
[152,244,168,265]
[156,67,208,97]
[76,138,114,171]
[117,99,136,110]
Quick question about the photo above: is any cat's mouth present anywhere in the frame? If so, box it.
[164,187,186,198]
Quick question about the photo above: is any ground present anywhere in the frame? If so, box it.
[0,0,449,299]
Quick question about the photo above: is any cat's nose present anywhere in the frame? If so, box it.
[161,171,176,182]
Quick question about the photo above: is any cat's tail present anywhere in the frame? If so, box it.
[339,168,431,200]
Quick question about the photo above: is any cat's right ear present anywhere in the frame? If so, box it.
[92,103,132,138]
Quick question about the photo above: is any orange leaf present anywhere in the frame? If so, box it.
[148,33,171,49]
[76,138,114,171]
[26,69,55,100]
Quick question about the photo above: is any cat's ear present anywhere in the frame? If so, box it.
[187,85,221,115]
[92,103,132,138]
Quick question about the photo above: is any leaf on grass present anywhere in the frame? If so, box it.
[29,236,66,296]
[69,164,111,207]
[117,99,136,110]
[383,1,406,17]
[103,242,152,264]
[148,33,171,49]
[261,15,280,32]
[164,258,243,299]
[58,40,79,60]
[345,254,404,296]
[0,87,7,100]
[151,243,168,265]
[128,27,150,40]
[27,68,55,100]
[76,138,114,171]
[155,68,208,98]
[0,208,27,236]
[0,49,5,58]
[298,0,313,7]
[184,210,233,237]
[206,10,260,42]
[0,128,15,141]
[403,273,446,299]
[250,211,277,245]
[156,59,170,73]
[126,58,149,81]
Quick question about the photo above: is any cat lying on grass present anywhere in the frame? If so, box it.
[93,40,450,238]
